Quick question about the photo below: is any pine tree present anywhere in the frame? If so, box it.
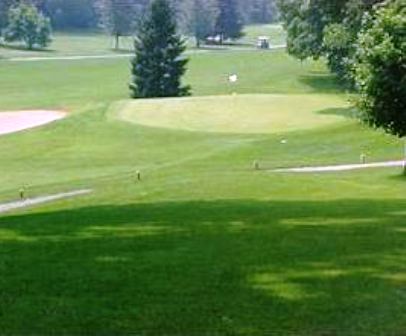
[130,0,190,98]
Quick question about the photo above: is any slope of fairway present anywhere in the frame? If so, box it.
[115,94,350,134]
[0,45,405,336]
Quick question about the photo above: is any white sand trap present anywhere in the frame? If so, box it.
[0,189,92,215]
[0,110,66,135]
[273,160,405,173]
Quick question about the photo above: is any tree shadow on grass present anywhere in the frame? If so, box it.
[299,72,343,94]
[0,199,405,335]
[0,43,55,53]
[317,107,360,119]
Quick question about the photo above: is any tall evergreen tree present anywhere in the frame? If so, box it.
[215,0,244,42]
[130,0,190,98]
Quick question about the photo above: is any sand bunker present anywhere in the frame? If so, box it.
[0,110,66,135]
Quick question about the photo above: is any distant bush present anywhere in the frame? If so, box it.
[4,3,52,50]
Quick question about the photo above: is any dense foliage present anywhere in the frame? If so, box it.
[0,0,15,33]
[44,0,97,30]
[3,0,278,33]
[1,0,279,50]
[95,0,146,49]
[277,0,383,81]
[4,3,52,49]
[240,0,279,24]
[354,0,406,137]
[130,0,190,98]
[278,0,405,142]
[186,0,218,47]
[215,0,244,41]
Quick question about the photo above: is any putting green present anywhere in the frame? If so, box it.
[114,94,350,134]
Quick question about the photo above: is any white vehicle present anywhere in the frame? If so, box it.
[206,35,222,45]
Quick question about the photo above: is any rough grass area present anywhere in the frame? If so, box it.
[115,94,349,134]
[0,50,341,110]
[0,32,127,58]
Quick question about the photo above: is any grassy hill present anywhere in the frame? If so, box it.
[0,45,405,335]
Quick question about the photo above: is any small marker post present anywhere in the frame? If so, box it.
[19,187,25,201]
[360,153,366,164]
[136,170,141,181]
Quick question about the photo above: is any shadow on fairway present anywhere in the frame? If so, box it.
[0,43,55,53]
[317,107,359,119]
[299,73,343,94]
[0,199,405,335]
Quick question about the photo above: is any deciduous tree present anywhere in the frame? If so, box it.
[96,0,146,49]
[215,0,244,42]
[354,0,406,137]
[4,2,52,50]
[187,0,218,47]
[0,0,16,34]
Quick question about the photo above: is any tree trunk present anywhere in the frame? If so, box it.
[114,34,120,50]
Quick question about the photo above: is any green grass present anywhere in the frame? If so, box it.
[0,50,341,110]
[0,45,405,335]
[115,94,349,134]
[0,32,132,59]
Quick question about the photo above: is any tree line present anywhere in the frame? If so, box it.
[0,0,279,48]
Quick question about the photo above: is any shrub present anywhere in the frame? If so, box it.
[4,3,52,50]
